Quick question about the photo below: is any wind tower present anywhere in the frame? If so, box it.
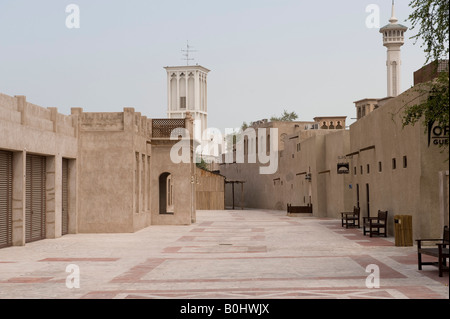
[380,1,408,97]
[165,42,210,143]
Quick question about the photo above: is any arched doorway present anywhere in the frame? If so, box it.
[159,173,174,214]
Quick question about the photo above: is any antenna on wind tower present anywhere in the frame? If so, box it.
[181,41,198,66]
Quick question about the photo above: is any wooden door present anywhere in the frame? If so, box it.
[26,155,46,243]
[0,151,13,248]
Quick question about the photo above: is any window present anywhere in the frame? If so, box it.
[135,153,139,214]
[392,158,397,170]
[360,166,363,175]
[354,167,357,175]
[273,178,281,186]
[180,97,186,109]
[367,164,370,174]
[141,154,145,212]
[378,161,382,172]
[403,156,407,168]
[147,156,151,211]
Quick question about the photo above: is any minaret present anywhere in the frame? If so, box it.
[380,1,408,97]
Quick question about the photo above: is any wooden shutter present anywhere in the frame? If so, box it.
[26,155,46,243]
[62,159,69,236]
[0,151,13,249]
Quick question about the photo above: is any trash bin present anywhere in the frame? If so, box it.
[394,215,413,247]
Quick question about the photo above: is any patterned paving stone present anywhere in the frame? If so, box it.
[0,210,448,300]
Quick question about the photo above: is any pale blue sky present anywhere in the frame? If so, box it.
[0,0,427,131]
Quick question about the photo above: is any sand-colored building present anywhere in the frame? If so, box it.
[219,66,449,238]
[220,4,449,239]
[0,93,201,248]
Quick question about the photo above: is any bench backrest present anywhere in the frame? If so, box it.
[287,204,312,214]
[377,210,388,223]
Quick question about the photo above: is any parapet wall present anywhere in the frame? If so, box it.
[0,93,76,138]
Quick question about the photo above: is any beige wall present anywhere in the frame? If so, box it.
[349,85,448,238]
[74,108,198,232]
[0,94,78,245]
[219,84,448,238]
[221,126,349,213]
[74,108,153,233]
[150,142,196,225]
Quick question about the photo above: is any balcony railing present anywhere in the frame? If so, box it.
[152,119,186,138]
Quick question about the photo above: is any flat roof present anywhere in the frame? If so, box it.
[353,98,380,104]
[164,65,210,73]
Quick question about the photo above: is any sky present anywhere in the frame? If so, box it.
[0,0,428,132]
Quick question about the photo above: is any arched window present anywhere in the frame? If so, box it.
[244,137,247,155]
[159,172,174,214]
[329,121,335,129]
[392,61,398,96]
[321,121,328,129]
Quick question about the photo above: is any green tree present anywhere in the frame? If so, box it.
[196,157,209,171]
[408,0,449,63]
[270,110,299,122]
[402,0,449,152]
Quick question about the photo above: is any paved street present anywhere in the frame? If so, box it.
[0,210,448,299]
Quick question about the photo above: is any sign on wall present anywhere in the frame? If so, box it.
[337,163,350,174]
[428,121,449,147]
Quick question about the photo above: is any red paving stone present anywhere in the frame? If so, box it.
[4,277,53,284]
[39,258,119,262]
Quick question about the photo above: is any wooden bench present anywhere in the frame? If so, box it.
[416,226,449,277]
[340,206,360,228]
[287,204,312,215]
[363,210,388,237]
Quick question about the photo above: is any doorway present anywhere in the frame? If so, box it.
[0,150,13,248]
[25,155,46,243]
[62,158,69,236]
[159,172,174,214]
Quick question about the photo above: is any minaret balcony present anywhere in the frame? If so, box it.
[383,36,405,45]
